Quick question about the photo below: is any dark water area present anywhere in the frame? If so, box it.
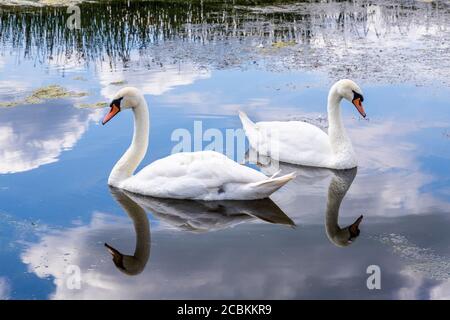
[0,0,449,299]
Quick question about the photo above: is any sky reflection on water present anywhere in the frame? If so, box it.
[0,0,449,299]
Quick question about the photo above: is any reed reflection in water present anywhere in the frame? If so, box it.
[1,0,450,85]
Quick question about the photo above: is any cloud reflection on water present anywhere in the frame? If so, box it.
[19,164,450,299]
[0,277,11,300]
[0,102,102,174]
[98,63,211,98]
[1,0,450,300]
[20,208,450,299]
[21,186,297,299]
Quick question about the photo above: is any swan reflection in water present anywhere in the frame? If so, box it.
[325,168,362,247]
[125,192,295,233]
[106,186,294,275]
[254,154,363,247]
[105,159,360,276]
[105,187,151,276]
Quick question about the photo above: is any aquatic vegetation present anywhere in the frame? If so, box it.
[271,41,297,49]
[0,101,21,108]
[109,80,128,86]
[40,0,81,5]
[75,101,108,109]
[375,234,450,281]
[0,85,88,107]
[25,85,87,103]
[1,1,450,85]
[0,0,83,6]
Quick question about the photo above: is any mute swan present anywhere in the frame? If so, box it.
[105,187,150,276]
[125,191,295,232]
[102,87,295,200]
[239,79,366,169]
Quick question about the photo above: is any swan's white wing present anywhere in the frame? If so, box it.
[120,151,267,199]
[253,121,333,167]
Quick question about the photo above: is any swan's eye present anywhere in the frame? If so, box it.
[352,90,364,102]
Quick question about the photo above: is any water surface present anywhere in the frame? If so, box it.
[0,0,450,299]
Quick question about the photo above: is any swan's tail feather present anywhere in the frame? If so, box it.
[250,172,296,197]
[270,169,282,179]
[238,110,257,133]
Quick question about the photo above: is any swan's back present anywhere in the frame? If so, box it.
[120,151,267,199]
[135,151,264,181]
[254,121,332,167]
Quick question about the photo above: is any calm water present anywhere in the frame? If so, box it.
[1,0,450,299]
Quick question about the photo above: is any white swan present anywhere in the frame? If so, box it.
[238,79,366,169]
[102,87,295,200]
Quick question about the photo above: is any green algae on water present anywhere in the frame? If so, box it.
[271,40,297,48]
[0,101,21,108]
[25,85,88,104]
[109,80,128,86]
[0,85,88,108]
[75,102,108,109]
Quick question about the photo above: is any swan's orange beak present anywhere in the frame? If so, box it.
[352,98,366,118]
[102,104,120,125]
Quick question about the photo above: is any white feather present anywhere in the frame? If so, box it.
[106,87,295,200]
[238,79,365,170]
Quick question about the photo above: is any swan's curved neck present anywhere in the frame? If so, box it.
[109,97,149,186]
[327,87,352,155]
